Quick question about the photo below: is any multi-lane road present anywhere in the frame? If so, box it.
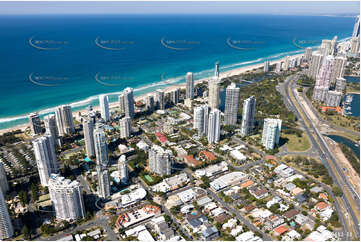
[283,74,360,239]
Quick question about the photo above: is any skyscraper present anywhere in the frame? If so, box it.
[304,47,312,62]
[264,60,270,72]
[313,55,334,102]
[83,117,95,158]
[170,88,180,104]
[48,174,85,221]
[99,95,110,122]
[240,96,257,136]
[97,165,110,198]
[118,155,129,184]
[146,94,155,112]
[155,89,165,110]
[119,116,131,139]
[33,135,59,186]
[44,114,57,144]
[330,56,346,83]
[320,39,332,56]
[94,125,108,166]
[208,78,220,109]
[0,189,13,240]
[0,163,9,193]
[121,88,135,118]
[330,36,338,56]
[350,37,360,54]
[193,106,205,136]
[118,93,125,113]
[335,77,347,93]
[224,83,240,125]
[148,145,173,176]
[207,108,221,144]
[308,51,324,79]
[325,91,342,107]
[202,104,210,135]
[28,112,42,135]
[283,56,290,71]
[214,62,220,78]
[55,105,75,136]
[262,118,282,150]
[352,15,360,37]
[186,72,194,99]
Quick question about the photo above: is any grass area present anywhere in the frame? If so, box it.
[346,82,360,94]
[320,112,360,133]
[144,174,153,182]
[282,133,311,152]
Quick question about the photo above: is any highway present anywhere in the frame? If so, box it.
[283,74,360,239]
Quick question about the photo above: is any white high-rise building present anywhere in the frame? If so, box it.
[214,62,220,78]
[119,116,131,139]
[208,78,220,109]
[145,94,154,112]
[83,118,95,158]
[155,89,165,110]
[118,155,129,184]
[330,56,346,83]
[305,47,312,62]
[275,62,281,73]
[149,145,173,176]
[170,88,180,104]
[48,174,85,221]
[320,39,332,56]
[350,37,360,54]
[330,36,338,56]
[118,93,125,113]
[94,125,108,166]
[308,51,324,79]
[262,118,282,150]
[352,15,360,37]
[120,88,135,119]
[335,77,347,93]
[283,56,290,71]
[224,83,240,125]
[97,165,110,198]
[33,135,59,186]
[28,112,42,135]
[44,114,57,144]
[0,189,13,240]
[264,61,270,72]
[0,163,8,193]
[194,106,205,136]
[186,72,194,99]
[207,108,221,144]
[99,95,110,122]
[313,55,334,101]
[55,105,75,136]
[240,96,256,136]
[325,91,342,107]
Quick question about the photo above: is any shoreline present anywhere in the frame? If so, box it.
[0,53,304,135]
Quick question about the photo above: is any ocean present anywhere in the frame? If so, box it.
[0,14,354,130]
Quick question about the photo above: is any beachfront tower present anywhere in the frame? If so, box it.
[122,87,135,119]
[55,105,75,136]
[146,94,155,112]
[224,83,240,125]
[352,15,360,37]
[155,89,165,110]
[215,62,220,78]
[48,174,85,221]
[308,51,323,79]
[170,88,180,104]
[262,118,282,150]
[207,108,221,144]
[305,47,312,62]
[33,134,59,186]
[28,112,42,135]
[194,106,205,136]
[264,61,270,72]
[97,165,110,198]
[240,96,256,137]
[186,72,194,99]
[44,114,57,145]
[99,95,110,122]
[0,189,13,240]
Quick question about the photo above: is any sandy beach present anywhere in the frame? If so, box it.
[0,53,303,135]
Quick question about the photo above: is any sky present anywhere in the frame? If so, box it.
[0,1,359,15]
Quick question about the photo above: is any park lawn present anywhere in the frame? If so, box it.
[320,113,360,133]
[283,133,311,152]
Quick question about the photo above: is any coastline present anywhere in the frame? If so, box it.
[0,53,303,135]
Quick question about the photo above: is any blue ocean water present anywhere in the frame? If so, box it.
[0,14,354,129]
